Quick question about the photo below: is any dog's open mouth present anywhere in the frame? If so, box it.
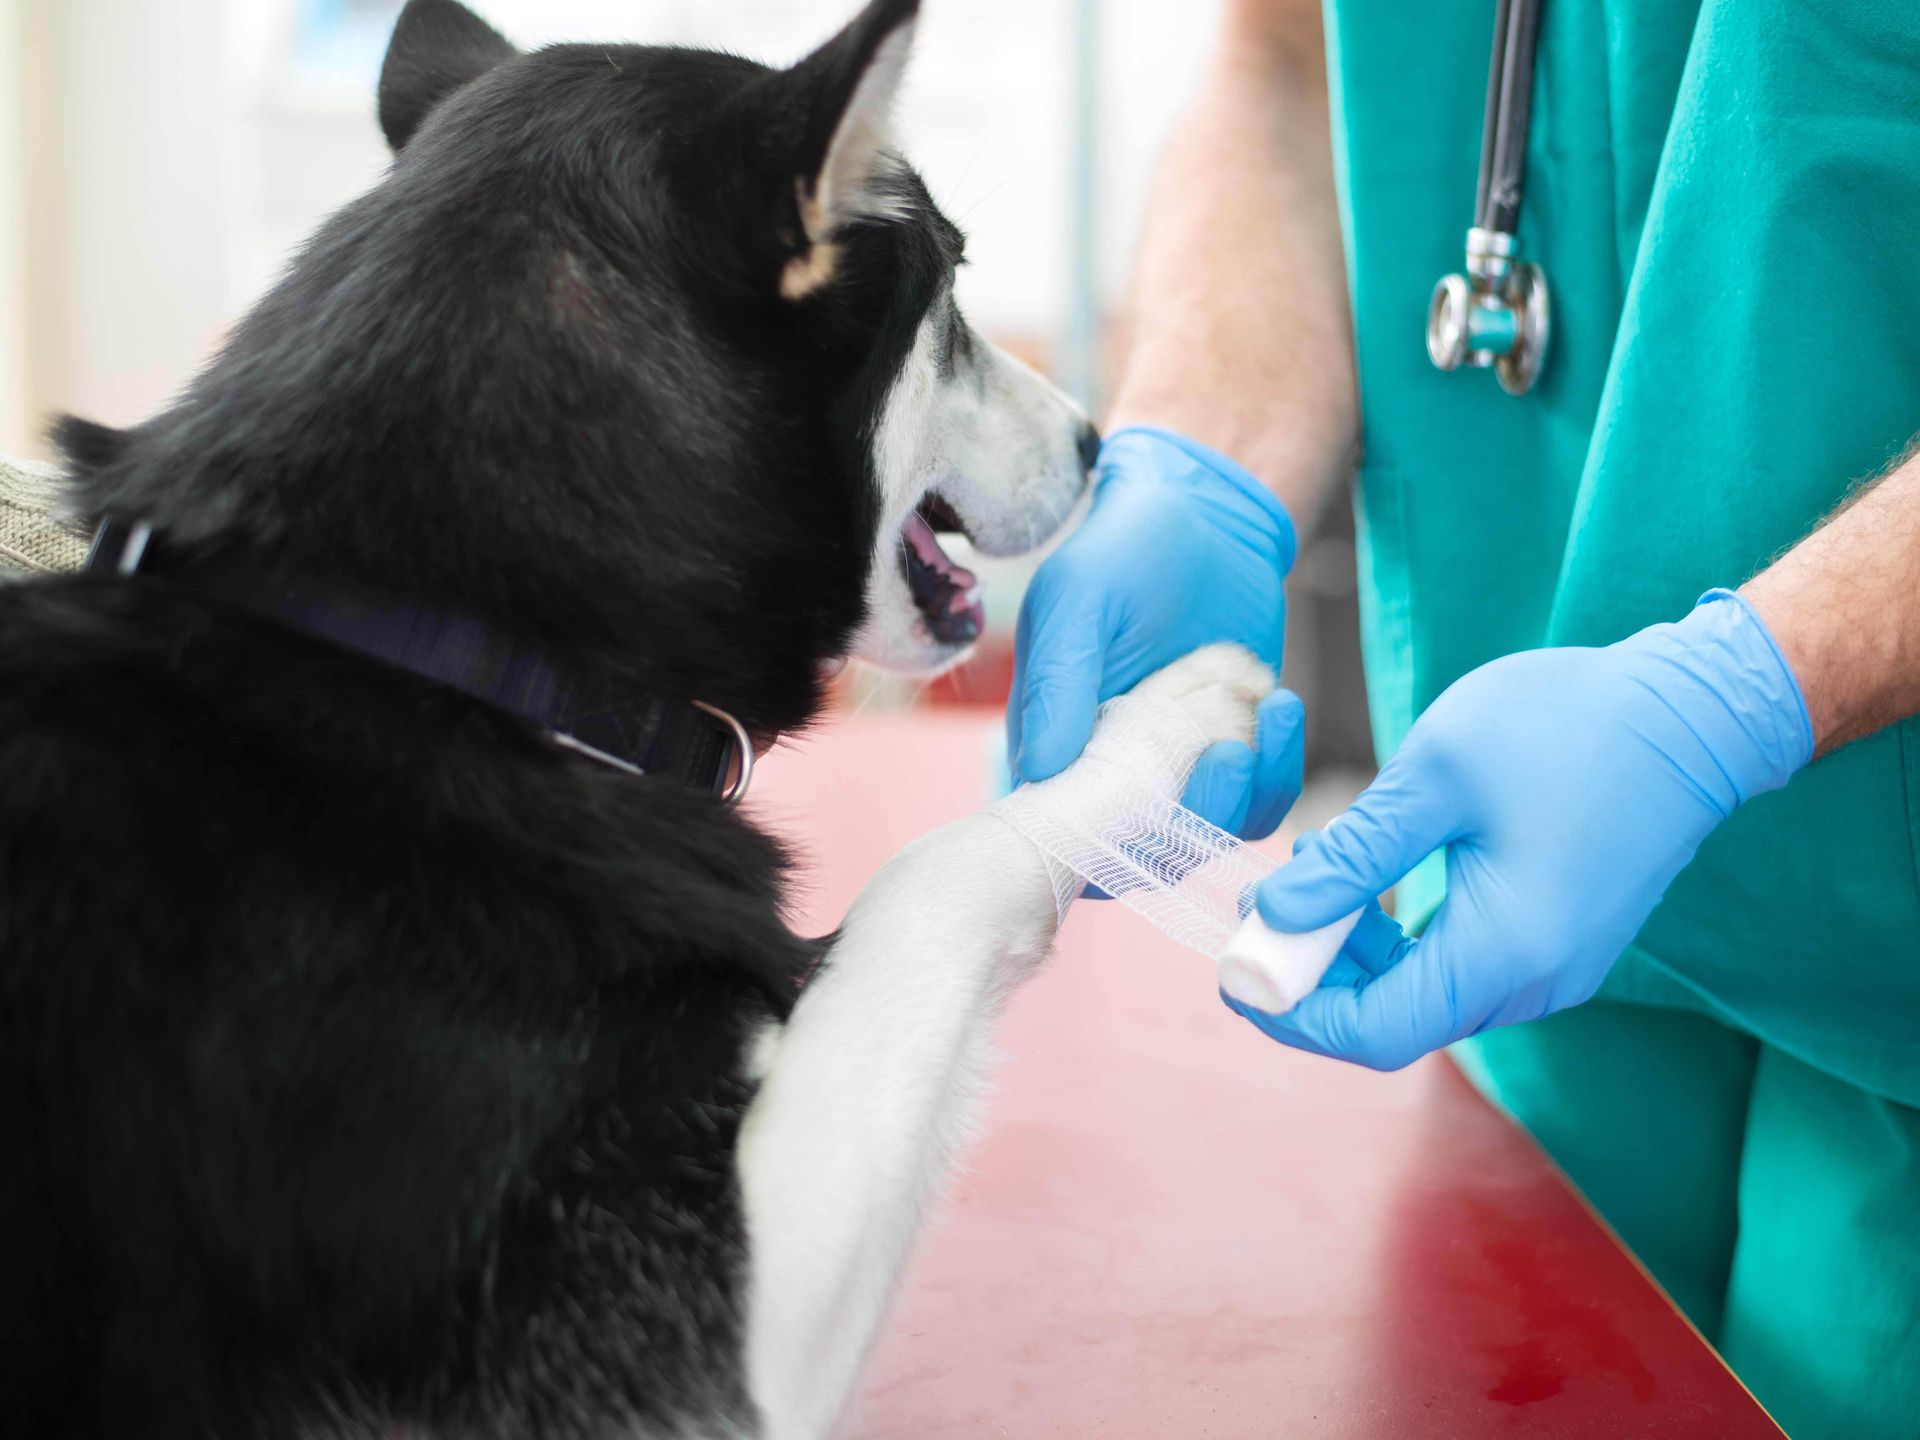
[902,492,984,647]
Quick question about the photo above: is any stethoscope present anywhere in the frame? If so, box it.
[1427,0,1550,396]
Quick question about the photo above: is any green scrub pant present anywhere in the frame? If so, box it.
[1454,1004,1920,1440]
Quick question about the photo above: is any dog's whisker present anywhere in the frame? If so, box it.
[844,675,887,721]
[955,223,1039,241]
[945,122,1001,213]
[955,168,1024,223]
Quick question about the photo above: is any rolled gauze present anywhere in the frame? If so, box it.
[1216,906,1362,1014]
[992,691,1360,1012]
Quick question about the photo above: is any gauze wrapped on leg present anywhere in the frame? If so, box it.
[993,644,1360,1015]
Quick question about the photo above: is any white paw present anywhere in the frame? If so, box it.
[1123,643,1273,747]
[990,644,1274,924]
[1081,643,1273,795]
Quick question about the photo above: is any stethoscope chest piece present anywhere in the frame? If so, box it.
[1427,228,1551,397]
[1429,0,1552,398]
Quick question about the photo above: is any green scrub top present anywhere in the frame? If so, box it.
[1320,0,1920,1106]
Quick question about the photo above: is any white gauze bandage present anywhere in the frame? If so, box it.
[993,685,1360,1016]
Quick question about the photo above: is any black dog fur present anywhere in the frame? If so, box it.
[0,1,963,1434]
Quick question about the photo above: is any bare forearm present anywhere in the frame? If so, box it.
[1107,0,1356,524]
[1742,444,1920,754]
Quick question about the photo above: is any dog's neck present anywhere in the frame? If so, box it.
[88,517,757,800]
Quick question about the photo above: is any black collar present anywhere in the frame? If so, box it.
[86,518,752,802]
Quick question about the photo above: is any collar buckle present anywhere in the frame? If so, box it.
[691,700,756,805]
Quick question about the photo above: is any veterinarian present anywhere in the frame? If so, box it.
[1007,2,1920,1435]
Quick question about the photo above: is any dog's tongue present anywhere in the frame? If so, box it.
[903,512,984,645]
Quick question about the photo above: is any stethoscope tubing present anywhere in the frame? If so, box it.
[1477,0,1544,238]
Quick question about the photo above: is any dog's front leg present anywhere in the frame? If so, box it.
[738,645,1273,1440]
[738,806,1058,1440]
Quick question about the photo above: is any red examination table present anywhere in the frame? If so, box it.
[751,712,1785,1438]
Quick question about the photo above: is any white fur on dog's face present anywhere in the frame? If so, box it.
[852,295,1092,674]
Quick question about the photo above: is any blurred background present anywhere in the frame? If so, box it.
[0,0,1370,780]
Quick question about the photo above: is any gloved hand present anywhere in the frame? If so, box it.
[1227,591,1814,1070]
[1009,426,1303,840]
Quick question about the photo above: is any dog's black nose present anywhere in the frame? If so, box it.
[1077,422,1102,473]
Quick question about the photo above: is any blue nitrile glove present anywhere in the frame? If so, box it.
[1226,591,1814,1070]
[1009,426,1304,840]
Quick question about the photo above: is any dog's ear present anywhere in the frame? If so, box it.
[775,0,920,300]
[378,0,518,153]
[50,416,131,474]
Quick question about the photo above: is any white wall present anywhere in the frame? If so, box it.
[16,0,243,452]
[0,0,28,454]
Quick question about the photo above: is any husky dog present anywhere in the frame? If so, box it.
[0,2,1270,1435]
